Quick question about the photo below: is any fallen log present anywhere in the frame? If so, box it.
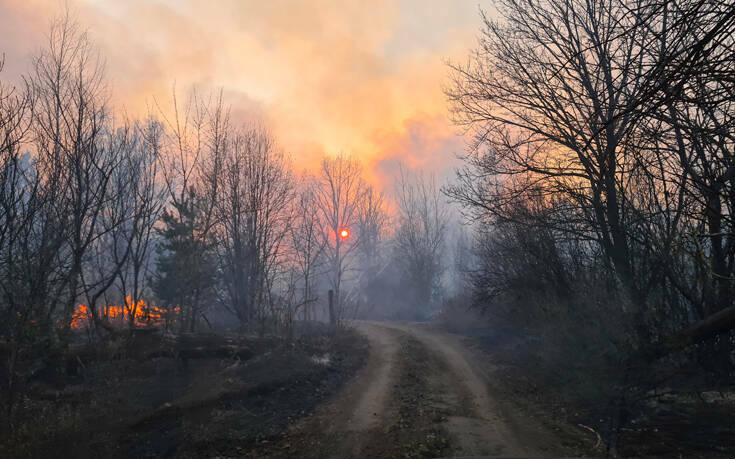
[638,304,735,363]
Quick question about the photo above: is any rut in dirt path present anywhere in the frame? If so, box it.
[381,322,546,457]
[276,321,575,458]
[265,322,584,458]
[341,322,400,432]
[270,322,404,458]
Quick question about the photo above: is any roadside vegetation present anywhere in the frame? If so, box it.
[443,0,735,455]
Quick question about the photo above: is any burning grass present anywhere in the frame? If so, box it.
[70,297,181,330]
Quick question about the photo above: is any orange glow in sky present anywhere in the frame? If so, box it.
[0,0,491,187]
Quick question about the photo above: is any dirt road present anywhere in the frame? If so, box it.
[269,321,591,458]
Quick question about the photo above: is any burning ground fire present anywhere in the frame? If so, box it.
[70,296,179,329]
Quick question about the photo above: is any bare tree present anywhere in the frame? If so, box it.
[117,119,166,326]
[78,119,165,331]
[30,12,115,340]
[77,124,137,333]
[358,185,388,274]
[354,185,389,316]
[0,57,34,285]
[394,166,448,317]
[206,123,294,329]
[290,176,326,321]
[444,0,682,341]
[314,154,366,325]
[0,54,38,432]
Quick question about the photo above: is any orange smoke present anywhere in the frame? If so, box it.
[0,0,478,190]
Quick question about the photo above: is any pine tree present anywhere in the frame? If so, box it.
[153,187,216,332]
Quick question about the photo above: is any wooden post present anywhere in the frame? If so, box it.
[328,289,336,327]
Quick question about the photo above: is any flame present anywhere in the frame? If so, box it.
[70,296,180,329]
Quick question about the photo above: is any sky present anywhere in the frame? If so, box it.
[0,0,491,188]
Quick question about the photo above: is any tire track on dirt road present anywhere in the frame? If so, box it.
[381,322,545,457]
[271,322,403,458]
[268,321,583,458]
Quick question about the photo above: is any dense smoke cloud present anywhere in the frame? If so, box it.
[0,0,486,184]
